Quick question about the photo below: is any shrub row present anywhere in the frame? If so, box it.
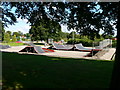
[67,39,105,47]
[67,39,93,47]
[67,39,117,47]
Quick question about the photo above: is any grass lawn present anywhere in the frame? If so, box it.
[2,42,26,46]
[2,52,114,88]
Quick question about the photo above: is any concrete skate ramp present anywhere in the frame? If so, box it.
[0,45,11,49]
[52,43,73,50]
[74,44,92,52]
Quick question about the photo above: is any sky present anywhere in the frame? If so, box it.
[5,18,71,34]
[5,18,31,34]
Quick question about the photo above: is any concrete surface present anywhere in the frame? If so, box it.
[0,45,116,60]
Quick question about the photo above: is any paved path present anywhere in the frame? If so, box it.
[0,46,27,52]
[1,45,116,60]
[41,50,90,59]
[98,48,116,60]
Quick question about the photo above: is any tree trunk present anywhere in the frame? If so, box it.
[109,3,120,89]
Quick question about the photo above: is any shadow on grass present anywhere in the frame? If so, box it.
[2,52,114,89]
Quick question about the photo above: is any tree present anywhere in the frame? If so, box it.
[2,2,118,36]
[61,32,69,39]
[6,31,12,39]
[29,19,62,42]
[4,32,10,43]
[0,20,5,41]
[17,36,21,41]
[12,32,20,37]
[24,33,30,39]
[29,25,48,41]
[18,31,23,36]
[109,3,120,88]
[2,28,5,41]
[6,31,11,36]
[68,31,80,39]
[12,35,17,42]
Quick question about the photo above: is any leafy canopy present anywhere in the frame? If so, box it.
[29,19,62,41]
[2,2,118,39]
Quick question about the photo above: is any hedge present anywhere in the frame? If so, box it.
[67,39,103,47]
[67,39,117,47]
[67,39,93,47]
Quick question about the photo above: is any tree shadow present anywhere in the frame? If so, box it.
[2,52,114,88]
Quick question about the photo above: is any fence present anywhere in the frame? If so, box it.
[95,39,112,49]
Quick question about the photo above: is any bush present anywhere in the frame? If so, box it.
[12,35,17,42]
[4,33,10,43]
[21,38,26,41]
[67,38,104,47]
[17,36,21,41]
[67,39,93,47]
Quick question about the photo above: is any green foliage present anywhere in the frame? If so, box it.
[18,31,23,36]
[0,21,5,41]
[60,32,69,42]
[17,36,21,41]
[67,38,104,47]
[80,35,89,39]
[4,32,10,43]
[29,19,62,42]
[68,31,80,39]
[29,25,48,41]
[13,32,21,37]
[24,33,31,39]
[21,38,29,41]
[67,39,93,47]
[12,35,17,42]
[2,2,118,42]
[2,2,118,38]
[112,40,117,47]
[21,38,26,41]
[102,34,114,39]
[6,31,12,36]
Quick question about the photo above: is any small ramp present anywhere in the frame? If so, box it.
[0,45,11,49]
[92,48,116,60]
[28,42,45,53]
[19,42,54,53]
[52,43,73,50]
[74,43,92,52]
[34,46,45,53]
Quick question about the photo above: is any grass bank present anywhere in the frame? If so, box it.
[1,42,26,46]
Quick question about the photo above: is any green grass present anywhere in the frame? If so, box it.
[2,52,114,89]
[2,42,26,46]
